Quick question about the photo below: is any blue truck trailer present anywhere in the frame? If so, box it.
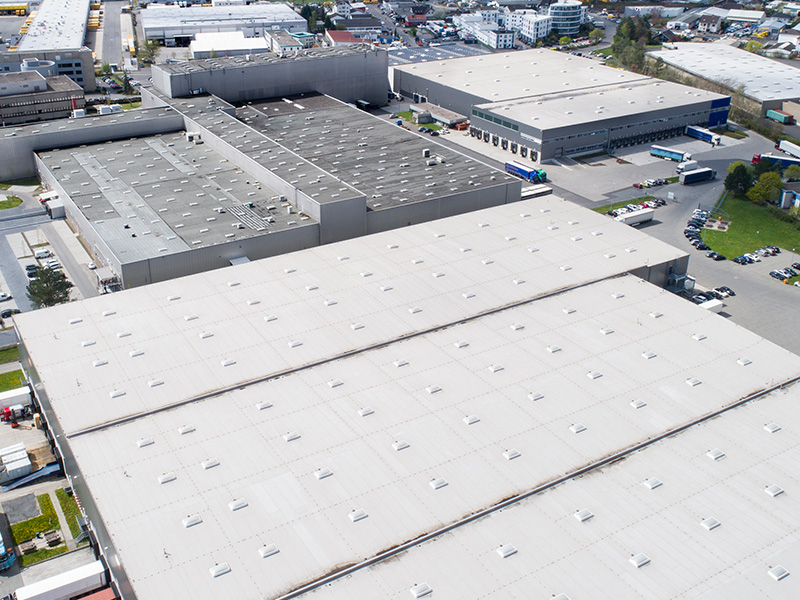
[650,145,691,162]
[679,167,716,185]
[505,161,546,183]
[685,125,721,145]
[752,153,800,168]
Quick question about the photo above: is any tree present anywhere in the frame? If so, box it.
[26,267,73,308]
[137,39,160,64]
[208,48,217,59]
[724,161,751,193]
[747,171,782,205]
[100,62,112,75]
[753,155,781,178]
[744,40,763,53]
[589,29,604,42]
[121,70,133,95]
[308,11,317,31]
[324,16,334,30]
[558,35,572,46]
[409,26,417,37]
[785,164,800,182]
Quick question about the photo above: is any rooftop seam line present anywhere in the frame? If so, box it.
[270,375,800,600]
[64,272,630,439]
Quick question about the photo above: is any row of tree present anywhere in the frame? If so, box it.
[610,17,655,72]
[725,160,800,206]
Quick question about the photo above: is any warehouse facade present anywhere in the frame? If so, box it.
[392,49,730,161]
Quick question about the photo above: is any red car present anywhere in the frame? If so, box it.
[632,183,643,189]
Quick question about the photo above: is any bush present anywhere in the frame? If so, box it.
[55,488,83,538]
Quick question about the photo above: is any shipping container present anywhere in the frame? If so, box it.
[765,109,795,125]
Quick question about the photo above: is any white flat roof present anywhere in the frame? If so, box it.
[477,78,725,131]
[650,43,800,103]
[394,48,650,104]
[141,3,305,29]
[17,0,89,51]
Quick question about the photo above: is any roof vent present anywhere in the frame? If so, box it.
[765,484,784,497]
[394,359,409,368]
[503,449,521,461]
[110,389,125,399]
[528,392,544,402]
[148,378,164,388]
[426,385,442,394]
[642,351,657,360]
[349,509,368,522]
[481,258,494,265]
[167,295,180,302]
[574,509,594,522]
[430,478,448,490]
[315,467,333,480]
[547,345,561,353]
[513,278,525,285]
[570,423,587,434]
[409,307,422,314]
[323,299,337,307]
[158,472,176,484]
[511,323,524,331]
[409,583,432,598]
[227,281,240,287]
[462,292,475,299]
[288,340,302,348]
[686,377,702,387]
[81,340,96,348]
[629,553,650,568]
[284,431,301,442]
[228,498,248,511]
[179,425,195,435]
[247,300,260,306]
[259,544,279,558]
[692,333,707,341]
[701,517,721,531]
[643,477,662,490]
[611,292,625,299]
[93,359,107,367]
[351,322,365,330]
[199,332,213,339]
[553,595,571,600]
[182,514,202,528]
[393,440,410,451]
[604,253,616,259]
[631,399,647,409]
[137,438,154,448]
[496,544,517,558]
[69,318,83,325]
[587,371,602,380]
[361,271,372,277]
[264,315,277,322]
[328,379,343,388]
[463,415,480,425]
[196,456,219,473]
[488,364,504,373]
[600,328,614,336]
[221,358,236,367]
[209,563,230,578]
[563,307,576,314]
[358,407,374,417]
[764,423,781,434]
[737,358,752,366]
[528,247,539,253]
[129,350,144,358]
[649,311,663,319]
[560,265,572,272]
[380,285,393,292]
[305,285,318,291]
[256,401,272,411]
[707,448,725,461]
[768,565,790,581]
[454,341,469,348]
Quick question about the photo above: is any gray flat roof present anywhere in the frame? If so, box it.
[237,93,515,211]
[156,44,380,75]
[393,48,650,104]
[1,106,176,139]
[650,43,800,103]
[141,3,305,30]
[0,71,43,83]
[477,77,726,131]
[17,0,89,51]
[37,130,313,263]
[18,195,800,599]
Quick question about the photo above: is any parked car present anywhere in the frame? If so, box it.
[0,293,10,302]
[632,183,643,189]
[87,261,97,270]
[706,251,725,260]
[696,244,710,251]
[718,286,735,296]
[0,308,19,319]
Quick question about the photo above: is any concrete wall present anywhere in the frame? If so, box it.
[392,68,484,117]
[631,254,690,289]
[0,109,185,181]
[366,178,521,233]
[156,49,388,106]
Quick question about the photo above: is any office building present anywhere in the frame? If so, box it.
[0,71,84,125]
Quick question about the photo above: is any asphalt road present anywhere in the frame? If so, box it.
[102,0,124,67]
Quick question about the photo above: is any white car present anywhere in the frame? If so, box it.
[45,259,60,269]
[743,253,760,262]
[87,261,97,270]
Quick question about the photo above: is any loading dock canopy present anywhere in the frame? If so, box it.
[409,102,467,126]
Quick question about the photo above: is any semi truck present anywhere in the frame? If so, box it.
[685,125,721,146]
[675,160,698,173]
[650,145,691,162]
[505,161,547,183]
[614,207,654,226]
[766,109,795,125]
[776,139,800,159]
[14,560,106,600]
[679,167,716,185]
[752,153,800,168]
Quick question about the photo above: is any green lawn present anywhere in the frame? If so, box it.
[0,177,40,190]
[712,128,748,140]
[594,47,612,57]
[10,494,60,545]
[0,345,19,364]
[704,194,800,258]
[0,370,25,392]
[394,110,441,131]
[120,101,142,110]
[55,488,83,539]
[592,196,655,214]
[665,176,679,184]
[19,545,67,567]
[0,196,22,210]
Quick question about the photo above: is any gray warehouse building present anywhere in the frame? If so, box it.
[392,49,731,161]
[151,45,389,107]
[141,3,307,47]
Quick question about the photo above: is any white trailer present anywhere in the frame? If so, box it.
[676,160,698,173]
[699,299,724,313]
[614,207,654,225]
[15,561,106,600]
[777,140,800,159]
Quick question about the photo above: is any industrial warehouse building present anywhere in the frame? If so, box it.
[151,44,388,106]
[141,3,307,47]
[392,49,731,161]
[650,43,800,113]
[0,71,84,125]
[15,196,800,600]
